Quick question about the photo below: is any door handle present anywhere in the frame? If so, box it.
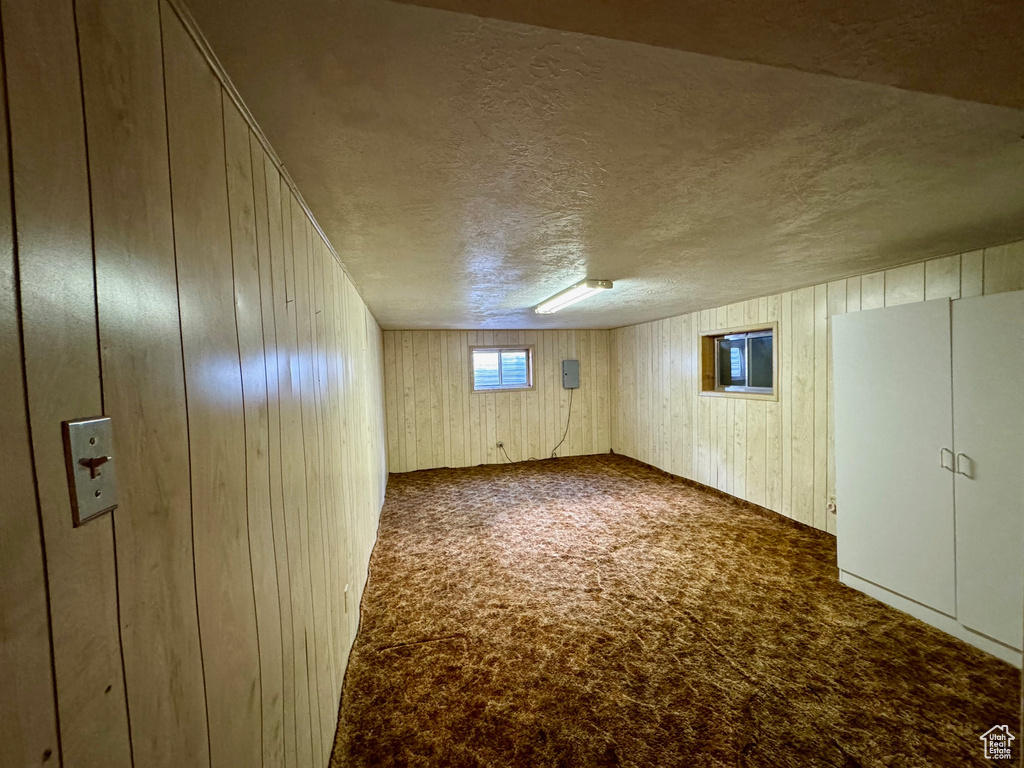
[940,447,954,472]
[955,452,973,479]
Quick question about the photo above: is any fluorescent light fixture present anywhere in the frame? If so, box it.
[535,279,613,314]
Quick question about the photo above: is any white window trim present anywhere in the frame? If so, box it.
[469,345,536,393]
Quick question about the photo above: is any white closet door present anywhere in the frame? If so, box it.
[833,299,956,616]
[953,290,1024,649]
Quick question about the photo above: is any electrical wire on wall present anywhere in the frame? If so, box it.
[497,386,574,462]
[499,333,577,462]
[497,387,573,460]
[549,386,573,458]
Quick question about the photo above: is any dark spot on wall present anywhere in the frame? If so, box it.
[42,748,53,762]
[105,684,112,694]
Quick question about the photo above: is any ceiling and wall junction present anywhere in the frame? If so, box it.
[187,0,1024,329]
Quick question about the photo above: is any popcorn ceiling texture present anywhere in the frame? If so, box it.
[333,455,1018,766]
[395,0,1024,109]
[184,0,1024,330]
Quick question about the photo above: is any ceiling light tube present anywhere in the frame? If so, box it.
[535,279,613,314]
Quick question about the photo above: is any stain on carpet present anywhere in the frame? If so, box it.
[332,455,1019,767]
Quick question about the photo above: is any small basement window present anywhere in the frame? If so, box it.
[700,325,777,399]
[471,346,534,392]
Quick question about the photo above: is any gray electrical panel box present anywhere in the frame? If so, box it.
[562,359,580,389]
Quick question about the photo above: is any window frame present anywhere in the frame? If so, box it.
[699,323,778,401]
[469,345,536,393]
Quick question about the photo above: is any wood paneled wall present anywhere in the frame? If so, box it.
[383,329,611,472]
[611,240,1024,534]
[0,2,387,767]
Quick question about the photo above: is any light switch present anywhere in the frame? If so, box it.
[62,416,118,526]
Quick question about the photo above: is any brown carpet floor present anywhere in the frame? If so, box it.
[332,454,1020,767]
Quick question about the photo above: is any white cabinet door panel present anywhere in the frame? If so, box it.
[953,290,1024,649]
[833,299,956,616]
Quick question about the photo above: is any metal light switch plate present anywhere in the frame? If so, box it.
[62,416,118,526]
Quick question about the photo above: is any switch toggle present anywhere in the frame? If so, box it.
[63,417,119,526]
[80,455,112,479]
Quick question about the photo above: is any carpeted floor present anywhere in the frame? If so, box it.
[332,454,1019,767]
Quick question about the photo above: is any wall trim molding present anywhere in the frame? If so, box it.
[607,235,1024,333]
[164,0,359,288]
[605,451,827,536]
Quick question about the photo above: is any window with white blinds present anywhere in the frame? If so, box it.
[471,347,534,392]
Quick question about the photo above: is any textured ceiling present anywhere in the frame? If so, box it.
[186,0,1024,330]
[394,0,1024,109]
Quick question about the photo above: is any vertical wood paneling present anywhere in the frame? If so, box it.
[460,333,473,465]
[429,331,446,463]
[579,331,592,456]
[0,39,61,766]
[4,3,389,767]
[884,263,925,306]
[401,331,416,471]
[825,281,847,536]
[162,10,262,765]
[383,329,613,471]
[745,399,766,506]
[984,241,1024,294]
[650,324,662,469]
[292,211,329,765]
[669,316,684,477]
[78,0,211,763]
[336,274,358,650]
[607,240,1024,535]
[733,399,746,498]
[253,145,299,768]
[925,255,961,301]
[846,277,861,312]
[780,291,793,518]
[383,333,398,474]
[3,1,132,763]
[961,249,985,297]
[713,310,727,490]
[660,323,671,468]
[315,236,339,765]
[413,332,432,469]
[439,331,452,464]
[812,284,828,531]
[319,237,342,700]
[224,102,285,768]
[696,312,711,485]
[559,330,571,457]
[861,271,885,310]
[286,192,320,767]
[790,287,815,526]
[467,332,481,466]
[609,329,619,450]
[765,295,782,512]
[636,324,650,465]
